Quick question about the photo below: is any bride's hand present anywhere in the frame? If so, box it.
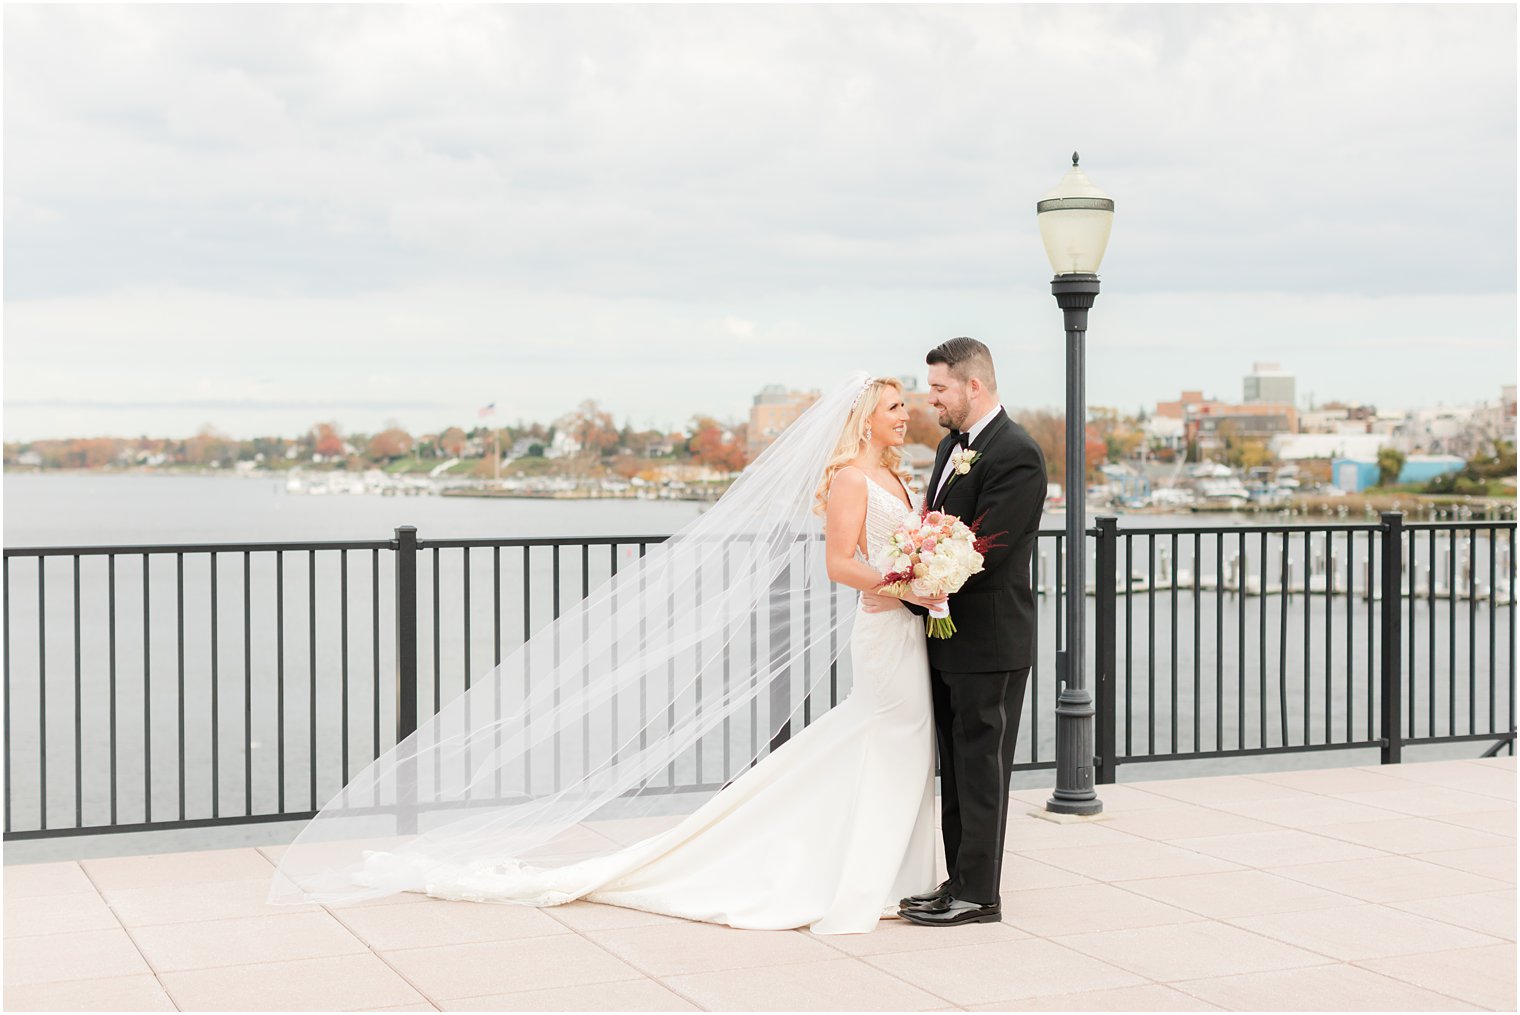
[903,591,948,610]
[859,590,904,613]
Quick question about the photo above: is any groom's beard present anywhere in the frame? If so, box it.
[937,406,968,431]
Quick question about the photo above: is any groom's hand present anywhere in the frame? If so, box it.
[860,590,903,614]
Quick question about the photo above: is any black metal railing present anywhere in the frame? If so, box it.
[3,514,1513,840]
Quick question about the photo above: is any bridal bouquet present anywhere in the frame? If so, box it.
[874,510,1001,639]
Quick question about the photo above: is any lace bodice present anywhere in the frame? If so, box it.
[861,474,918,565]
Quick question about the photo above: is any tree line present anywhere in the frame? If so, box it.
[1,399,750,476]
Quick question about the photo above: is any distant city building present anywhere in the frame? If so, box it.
[1187,403,1297,455]
[748,385,821,459]
[1470,383,1518,452]
[1154,390,1207,420]
[1156,386,1296,456]
[746,379,938,459]
[1299,404,1378,435]
[1272,432,1386,462]
[1141,415,1186,453]
[1393,404,1489,458]
[1244,362,1296,406]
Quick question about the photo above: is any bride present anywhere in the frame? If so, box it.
[270,373,946,935]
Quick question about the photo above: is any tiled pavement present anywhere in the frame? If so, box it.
[3,757,1514,1011]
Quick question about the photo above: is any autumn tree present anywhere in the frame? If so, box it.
[905,406,945,447]
[57,438,121,469]
[1021,410,1066,486]
[184,424,238,467]
[1238,441,1274,470]
[367,428,414,462]
[611,456,651,480]
[568,400,620,458]
[1215,421,1277,471]
[1014,410,1106,486]
[687,416,747,472]
[439,427,468,457]
[1104,430,1144,462]
[311,422,345,458]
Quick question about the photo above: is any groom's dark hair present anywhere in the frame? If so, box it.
[926,337,997,393]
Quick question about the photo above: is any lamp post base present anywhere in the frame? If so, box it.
[1046,680,1102,815]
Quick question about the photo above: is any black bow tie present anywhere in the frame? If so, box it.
[953,430,971,449]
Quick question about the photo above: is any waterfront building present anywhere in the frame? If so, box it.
[1393,403,1502,458]
[1272,432,1386,462]
[1300,404,1378,434]
[1156,388,1297,457]
[1243,361,1296,406]
[1154,389,1207,421]
[1331,453,1465,492]
[1185,401,1298,455]
[746,377,939,464]
[1141,414,1185,454]
[544,426,583,460]
[747,385,820,460]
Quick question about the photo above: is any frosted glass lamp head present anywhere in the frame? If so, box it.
[1037,153,1115,276]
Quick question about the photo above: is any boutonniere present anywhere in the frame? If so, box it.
[946,446,982,483]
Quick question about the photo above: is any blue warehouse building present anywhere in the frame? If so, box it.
[1332,454,1466,493]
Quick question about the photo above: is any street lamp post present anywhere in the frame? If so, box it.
[1038,153,1114,816]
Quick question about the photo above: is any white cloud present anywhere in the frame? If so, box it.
[3,4,1515,441]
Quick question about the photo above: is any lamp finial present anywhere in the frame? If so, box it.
[1072,151,1079,166]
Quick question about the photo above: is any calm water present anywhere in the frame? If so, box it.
[2,472,707,547]
[3,473,1511,861]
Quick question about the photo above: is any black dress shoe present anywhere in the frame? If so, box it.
[899,895,1001,927]
[898,879,951,909]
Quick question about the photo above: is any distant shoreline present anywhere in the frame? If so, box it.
[7,466,1514,520]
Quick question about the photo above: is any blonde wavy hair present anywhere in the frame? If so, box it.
[813,377,916,517]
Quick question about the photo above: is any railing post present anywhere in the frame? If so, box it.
[1380,512,1403,765]
[1094,517,1119,784]
[768,559,791,753]
[394,525,419,834]
[395,526,419,742]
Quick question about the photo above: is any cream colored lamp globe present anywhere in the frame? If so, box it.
[1037,153,1115,276]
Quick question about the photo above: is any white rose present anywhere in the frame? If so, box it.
[925,554,959,584]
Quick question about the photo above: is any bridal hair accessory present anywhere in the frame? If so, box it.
[848,377,873,411]
[270,370,876,906]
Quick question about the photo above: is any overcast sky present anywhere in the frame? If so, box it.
[4,4,1515,442]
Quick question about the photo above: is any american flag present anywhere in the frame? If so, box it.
[477,403,496,419]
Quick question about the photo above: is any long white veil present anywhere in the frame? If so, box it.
[269,371,874,905]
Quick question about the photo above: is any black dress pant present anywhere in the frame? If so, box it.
[930,665,1031,905]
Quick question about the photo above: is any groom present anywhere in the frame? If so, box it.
[886,337,1047,927]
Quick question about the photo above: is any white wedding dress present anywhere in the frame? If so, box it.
[397,474,938,935]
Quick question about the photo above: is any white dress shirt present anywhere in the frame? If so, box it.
[933,403,1004,504]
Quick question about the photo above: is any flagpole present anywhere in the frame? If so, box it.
[478,401,499,485]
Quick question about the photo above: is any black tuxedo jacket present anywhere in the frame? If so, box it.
[916,409,1048,673]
